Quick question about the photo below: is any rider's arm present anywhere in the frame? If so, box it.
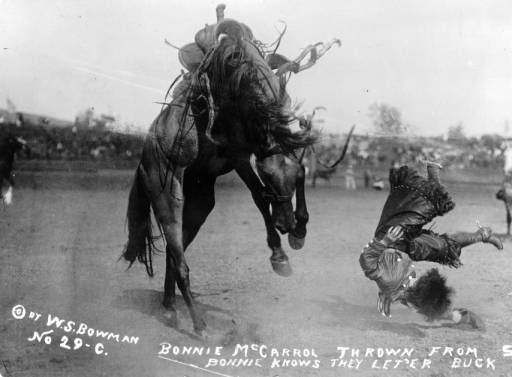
[363,226,404,254]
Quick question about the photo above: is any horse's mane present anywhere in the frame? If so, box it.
[194,35,317,151]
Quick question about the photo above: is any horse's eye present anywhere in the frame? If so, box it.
[261,168,276,178]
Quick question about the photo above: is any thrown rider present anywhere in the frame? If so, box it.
[359,161,503,327]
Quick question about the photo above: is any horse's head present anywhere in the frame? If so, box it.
[193,11,342,236]
[250,151,306,235]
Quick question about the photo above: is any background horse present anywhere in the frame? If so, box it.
[0,134,28,205]
[123,15,339,334]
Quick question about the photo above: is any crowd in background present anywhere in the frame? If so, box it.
[306,132,507,189]
[1,115,508,176]
[0,115,144,161]
[312,133,506,171]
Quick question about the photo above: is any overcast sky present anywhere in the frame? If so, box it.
[1,0,511,136]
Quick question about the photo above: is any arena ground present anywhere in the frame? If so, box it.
[1,168,511,377]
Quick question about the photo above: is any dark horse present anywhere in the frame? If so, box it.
[123,14,344,334]
[0,134,27,205]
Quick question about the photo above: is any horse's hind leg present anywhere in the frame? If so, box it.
[142,166,205,332]
[182,172,216,250]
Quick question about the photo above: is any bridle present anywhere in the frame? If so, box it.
[261,186,293,204]
[249,150,303,204]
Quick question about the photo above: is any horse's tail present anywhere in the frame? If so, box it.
[124,165,155,277]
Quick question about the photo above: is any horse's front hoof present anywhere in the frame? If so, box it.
[194,326,209,342]
[288,233,305,250]
[270,258,293,277]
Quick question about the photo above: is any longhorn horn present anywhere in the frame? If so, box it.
[318,125,355,169]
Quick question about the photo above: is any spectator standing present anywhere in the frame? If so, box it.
[345,161,357,190]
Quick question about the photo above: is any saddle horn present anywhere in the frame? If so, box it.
[216,4,226,22]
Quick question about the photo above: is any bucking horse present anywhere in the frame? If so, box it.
[123,4,351,334]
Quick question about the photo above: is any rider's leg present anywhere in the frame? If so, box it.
[449,226,503,250]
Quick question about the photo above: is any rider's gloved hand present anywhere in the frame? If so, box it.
[382,226,404,246]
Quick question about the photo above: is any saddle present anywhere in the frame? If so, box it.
[178,4,254,72]
[177,4,298,74]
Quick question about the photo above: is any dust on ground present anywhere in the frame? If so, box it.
[1,170,511,377]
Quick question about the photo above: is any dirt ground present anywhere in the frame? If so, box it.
[1,170,512,377]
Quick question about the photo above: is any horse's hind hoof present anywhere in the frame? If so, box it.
[270,258,293,277]
[288,233,305,250]
[195,329,210,342]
